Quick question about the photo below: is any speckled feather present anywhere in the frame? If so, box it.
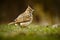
[8,5,34,27]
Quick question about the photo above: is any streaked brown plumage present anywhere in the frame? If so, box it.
[8,5,34,27]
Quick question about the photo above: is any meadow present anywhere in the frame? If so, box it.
[0,24,60,40]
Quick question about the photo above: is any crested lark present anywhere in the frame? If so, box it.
[8,5,34,27]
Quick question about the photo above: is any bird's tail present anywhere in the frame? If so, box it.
[8,22,15,25]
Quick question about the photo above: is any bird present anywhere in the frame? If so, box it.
[8,5,34,27]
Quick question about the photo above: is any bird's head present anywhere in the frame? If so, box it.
[25,5,34,14]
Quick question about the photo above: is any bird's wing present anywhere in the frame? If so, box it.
[14,13,31,23]
[14,13,24,22]
[23,15,31,22]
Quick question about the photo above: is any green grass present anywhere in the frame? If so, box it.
[0,24,60,40]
